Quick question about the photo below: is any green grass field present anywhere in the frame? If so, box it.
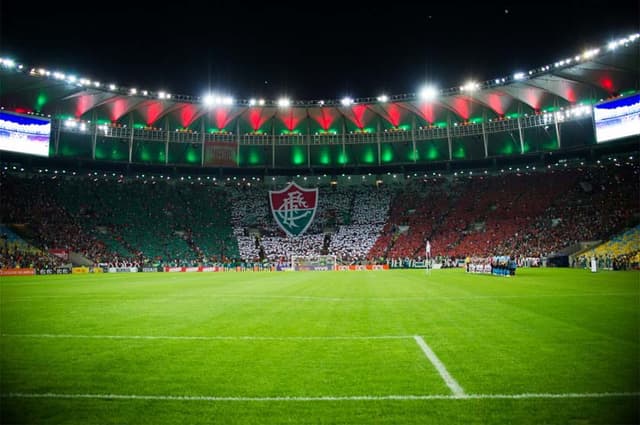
[1,268,638,424]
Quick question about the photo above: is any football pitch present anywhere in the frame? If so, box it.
[1,268,638,424]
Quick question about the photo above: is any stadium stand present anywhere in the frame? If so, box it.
[1,161,638,268]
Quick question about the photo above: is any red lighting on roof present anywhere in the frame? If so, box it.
[180,105,198,127]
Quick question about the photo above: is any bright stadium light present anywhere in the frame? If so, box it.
[109,84,117,90]
[258,99,265,106]
[130,88,137,95]
[419,85,438,101]
[461,81,479,92]
[0,58,16,68]
[278,98,291,108]
[377,94,389,103]
[249,98,256,106]
[203,94,215,106]
[341,97,353,106]
[222,96,233,106]
[158,91,167,99]
[513,72,525,80]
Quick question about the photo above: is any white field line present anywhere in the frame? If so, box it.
[2,292,637,302]
[1,392,637,402]
[0,333,413,341]
[414,335,465,396]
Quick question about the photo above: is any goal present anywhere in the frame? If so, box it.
[290,254,337,271]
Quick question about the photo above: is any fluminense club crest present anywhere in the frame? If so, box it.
[269,182,318,237]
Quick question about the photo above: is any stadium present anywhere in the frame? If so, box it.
[0,16,639,424]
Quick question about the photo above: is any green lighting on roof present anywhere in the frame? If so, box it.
[185,146,199,164]
[133,123,145,129]
[499,140,514,155]
[381,145,394,163]
[434,121,447,128]
[469,117,483,124]
[427,145,439,160]
[291,146,305,165]
[399,124,411,131]
[140,147,151,162]
[338,150,349,165]
[248,148,261,165]
[506,112,520,119]
[281,129,301,135]
[408,149,418,161]
[453,146,466,159]
[35,93,47,111]
[361,146,375,164]
[318,147,331,165]
[96,119,110,125]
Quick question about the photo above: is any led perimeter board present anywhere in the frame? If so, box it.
[0,111,51,157]
[593,93,640,143]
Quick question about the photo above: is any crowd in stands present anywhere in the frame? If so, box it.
[574,224,640,270]
[1,161,638,269]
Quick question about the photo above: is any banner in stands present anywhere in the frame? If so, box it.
[203,141,237,167]
[36,267,71,275]
[72,266,89,274]
[269,183,318,237]
[337,265,390,271]
[1,268,35,276]
[108,267,139,273]
[48,248,69,261]
[141,267,162,273]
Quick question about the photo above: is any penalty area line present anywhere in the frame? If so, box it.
[1,392,638,402]
[414,335,465,396]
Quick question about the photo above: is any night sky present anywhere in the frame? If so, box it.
[1,1,638,101]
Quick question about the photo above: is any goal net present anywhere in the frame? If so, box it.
[290,254,337,271]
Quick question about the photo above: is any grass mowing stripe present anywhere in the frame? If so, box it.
[1,333,414,341]
[414,335,465,396]
[2,392,638,401]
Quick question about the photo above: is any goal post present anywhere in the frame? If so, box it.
[290,254,337,271]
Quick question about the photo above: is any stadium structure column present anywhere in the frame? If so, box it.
[306,118,311,168]
[517,104,525,154]
[200,118,205,167]
[91,111,98,160]
[411,115,417,163]
[128,115,134,163]
[271,116,275,169]
[446,115,453,161]
[554,99,562,149]
[377,120,381,165]
[481,110,488,158]
[165,117,170,165]
[54,118,61,156]
[342,118,346,168]
[236,119,241,165]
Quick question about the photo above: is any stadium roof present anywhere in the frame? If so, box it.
[1,34,638,132]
